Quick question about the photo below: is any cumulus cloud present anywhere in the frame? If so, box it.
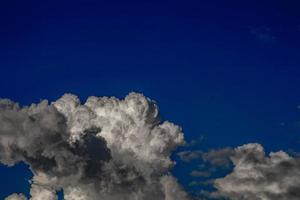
[179,144,300,200]
[0,93,190,200]
[212,143,300,200]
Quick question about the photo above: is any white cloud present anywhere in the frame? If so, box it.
[0,92,190,200]
[212,143,300,200]
[5,194,27,200]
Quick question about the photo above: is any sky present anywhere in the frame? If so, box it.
[0,0,300,199]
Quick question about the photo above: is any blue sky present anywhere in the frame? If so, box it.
[0,0,300,199]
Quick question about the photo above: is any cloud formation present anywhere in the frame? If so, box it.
[212,143,300,200]
[177,143,300,200]
[0,93,190,200]
[3,93,299,200]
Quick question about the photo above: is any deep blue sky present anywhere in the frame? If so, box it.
[1,0,300,198]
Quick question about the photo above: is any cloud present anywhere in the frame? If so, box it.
[212,143,300,200]
[201,147,234,168]
[0,93,190,200]
[177,151,202,162]
[183,136,205,147]
[180,144,300,200]
[177,147,233,168]
[190,170,211,178]
[249,26,276,42]
[5,194,27,200]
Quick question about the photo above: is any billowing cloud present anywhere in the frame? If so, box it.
[0,93,190,200]
[212,143,300,200]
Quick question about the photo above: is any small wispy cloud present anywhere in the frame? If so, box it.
[177,150,202,162]
[190,170,211,178]
[249,26,277,42]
